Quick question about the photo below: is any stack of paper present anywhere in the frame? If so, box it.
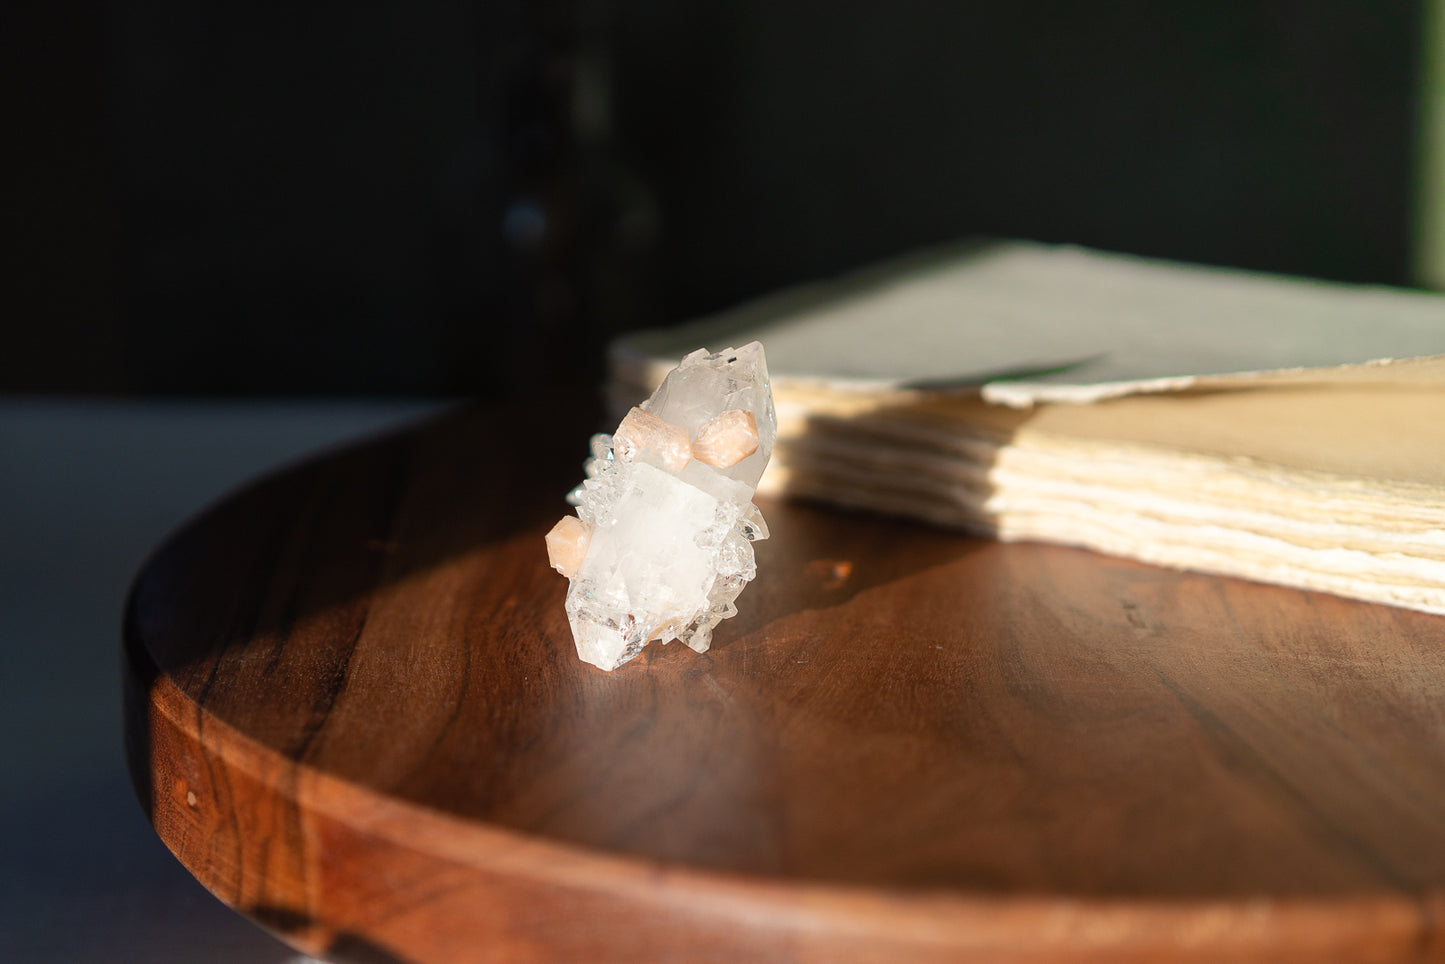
[609,242,1445,614]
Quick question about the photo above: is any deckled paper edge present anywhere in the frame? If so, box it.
[981,354,1445,409]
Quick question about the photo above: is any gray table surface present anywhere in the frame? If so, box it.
[0,398,445,963]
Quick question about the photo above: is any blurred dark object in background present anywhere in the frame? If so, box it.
[0,1,1423,395]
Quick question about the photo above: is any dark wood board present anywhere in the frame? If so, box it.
[124,403,1445,963]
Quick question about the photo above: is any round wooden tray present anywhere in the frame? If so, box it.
[124,404,1445,963]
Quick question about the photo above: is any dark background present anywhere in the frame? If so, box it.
[2,0,1426,396]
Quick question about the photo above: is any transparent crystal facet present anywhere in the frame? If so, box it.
[555,342,775,670]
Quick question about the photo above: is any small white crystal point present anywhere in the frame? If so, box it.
[559,344,775,670]
[740,502,769,542]
[545,516,591,578]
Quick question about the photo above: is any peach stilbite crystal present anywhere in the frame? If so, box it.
[545,516,591,577]
[692,409,759,468]
[613,407,692,473]
[555,342,776,671]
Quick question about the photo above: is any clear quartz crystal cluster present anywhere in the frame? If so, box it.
[547,342,776,670]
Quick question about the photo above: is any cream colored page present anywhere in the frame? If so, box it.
[987,385,1445,488]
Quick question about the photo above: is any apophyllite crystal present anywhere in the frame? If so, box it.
[547,342,776,670]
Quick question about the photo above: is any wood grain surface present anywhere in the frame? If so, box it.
[124,402,1445,963]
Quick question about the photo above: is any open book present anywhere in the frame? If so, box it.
[609,241,1445,614]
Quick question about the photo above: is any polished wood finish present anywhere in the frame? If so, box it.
[125,404,1445,962]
